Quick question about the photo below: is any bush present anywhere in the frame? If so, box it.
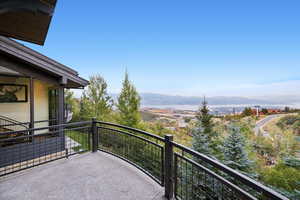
[277,115,300,135]
[261,163,300,192]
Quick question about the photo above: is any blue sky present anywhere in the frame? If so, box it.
[24,0,300,97]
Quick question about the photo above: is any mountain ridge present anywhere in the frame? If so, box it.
[110,93,300,106]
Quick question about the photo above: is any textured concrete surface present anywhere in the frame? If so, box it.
[0,152,165,200]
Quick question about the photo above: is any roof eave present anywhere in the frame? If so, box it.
[0,36,89,88]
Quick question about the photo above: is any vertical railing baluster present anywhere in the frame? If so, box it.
[161,146,165,186]
[164,134,174,199]
[174,154,178,199]
[92,118,98,152]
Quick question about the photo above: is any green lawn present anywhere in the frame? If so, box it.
[65,130,90,152]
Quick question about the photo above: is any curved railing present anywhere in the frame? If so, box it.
[95,121,288,200]
[96,121,165,185]
[171,142,288,200]
[0,120,288,200]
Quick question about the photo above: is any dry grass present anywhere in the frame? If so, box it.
[263,114,297,134]
[263,117,283,134]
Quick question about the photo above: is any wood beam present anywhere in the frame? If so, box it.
[0,53,59,85]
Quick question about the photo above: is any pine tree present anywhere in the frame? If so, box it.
[191,126,211,155]
[117,72,141,128]
[81,75,113,121]
[195,97,216,138]
[223,125,252,172]
[191,98,216,156]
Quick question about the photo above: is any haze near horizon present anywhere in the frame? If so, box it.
[22,1,300,98]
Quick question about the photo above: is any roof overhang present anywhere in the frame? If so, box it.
[0,0,57,45]
[0,36,89,88]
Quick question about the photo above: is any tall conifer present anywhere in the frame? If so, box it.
[117,72,141,128]
[223,125,252,172]
[192,97,216,156]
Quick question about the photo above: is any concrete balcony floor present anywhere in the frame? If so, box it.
[0,152,165,200]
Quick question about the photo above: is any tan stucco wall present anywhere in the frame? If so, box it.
[0,77,51,129]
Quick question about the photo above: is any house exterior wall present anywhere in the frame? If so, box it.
[0,77,51,129]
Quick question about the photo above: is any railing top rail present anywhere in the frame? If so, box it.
[0,121,29,127]
[95,121,165,142]
[171,141,289,200]
[0,121,92,136]
[0,115,22,123]
[0,119,57,128]
[0,115,29,129]
[0,125,91,142]
[99,126,163,148]
[34,119,57,123]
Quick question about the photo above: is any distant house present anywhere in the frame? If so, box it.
[267,109,282,114]
[251,108,282,116]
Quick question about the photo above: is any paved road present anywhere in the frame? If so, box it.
[254,114,282,137]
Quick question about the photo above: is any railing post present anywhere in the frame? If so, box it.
[92,118,98,152]
[164,134,174,199]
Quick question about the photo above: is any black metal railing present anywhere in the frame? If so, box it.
[0,121,91,176]
[174,153,255,200]
[0,119,59,147]
[0,117,57,133]
[96,121,165,185]
[0,115,29,132]
[0,119,288,200]
[171,142,288,200]
[94,121,288,200]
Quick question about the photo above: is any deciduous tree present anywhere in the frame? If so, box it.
[80,75,113,121]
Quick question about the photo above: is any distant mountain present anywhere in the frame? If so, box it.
[111,93,300,106]
[254,95,300,105]
[139,94,277,105]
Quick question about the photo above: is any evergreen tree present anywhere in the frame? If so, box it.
[191,98,217,156]
[196,97,214,137]
[191,126,211,155]
[81,75,113,121]
[117,72,141,128]
[223,125,252,172]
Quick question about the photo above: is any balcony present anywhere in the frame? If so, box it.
[0,120,288,200]
[0,152,164,200]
